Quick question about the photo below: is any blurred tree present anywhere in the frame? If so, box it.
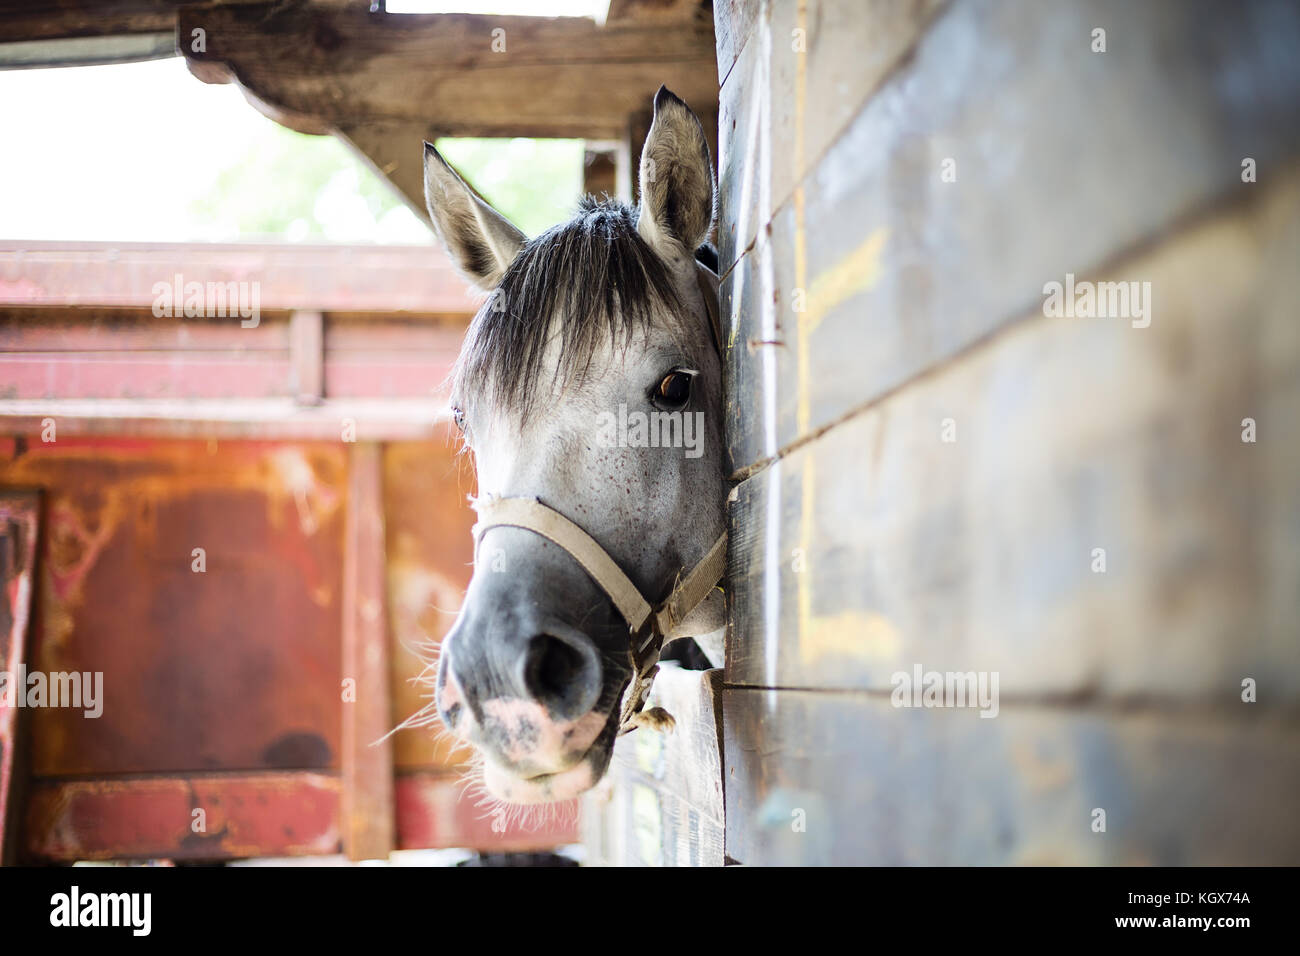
[187,124,584,243]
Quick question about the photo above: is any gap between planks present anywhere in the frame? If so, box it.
[726,169,1300,485]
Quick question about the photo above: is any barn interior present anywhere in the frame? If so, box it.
[2,0,1299,868]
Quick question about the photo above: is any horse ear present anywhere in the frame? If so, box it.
[423,142,526,291]
[636,86,716,259]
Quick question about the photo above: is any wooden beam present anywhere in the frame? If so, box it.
[336,122,436,224]
[0,240,477,314]
[0,1,177,45]
[582,146,618,200]
[605,0,707,23]
[0,33,173,70]
[340,441,395,861]
[177,4,720,141]
[289,310,324,404]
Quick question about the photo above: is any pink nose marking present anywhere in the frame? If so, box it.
[437,671,470,738]
[440,679,461,710]
[480,698,606,770]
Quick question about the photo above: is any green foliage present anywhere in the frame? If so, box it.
[186,123,584,242]
[434,137,585,237]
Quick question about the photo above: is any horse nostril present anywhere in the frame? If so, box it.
[522,633,601,720]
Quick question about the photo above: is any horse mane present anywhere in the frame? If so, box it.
[451,195,693,421]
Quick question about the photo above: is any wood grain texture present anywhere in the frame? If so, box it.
[723,686,1300,865]
[583,665,725,866]
[341,442,394,860]
[178,4,720,141]
[725,171,1300,699]
[711,0,760,87]
[720,0,1300,470]
[715,0,944,277]
[0,240,477,314]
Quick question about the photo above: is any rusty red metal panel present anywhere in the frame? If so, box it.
[0,437,345,776]
[0,490,39,862]
[23,772,340,862]
[383,438,476,772]
[394,773,579,852]
[0,242,478,315]
[341,442,395,860]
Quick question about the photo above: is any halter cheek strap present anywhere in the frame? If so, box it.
[471,494,726,736]
[470,257,728,738]
[468,261,727,736]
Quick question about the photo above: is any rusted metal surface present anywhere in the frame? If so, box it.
[395,773,579,852]
[0,490,39,863]
[341,442,394,860]
[382,438,476,773]
[0,238,577,856]
[0,242,477,315]
[0,437,345,776]
[23,772,341,862]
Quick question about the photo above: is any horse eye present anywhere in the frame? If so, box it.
[653,369,694,409]
[451,405,466,432]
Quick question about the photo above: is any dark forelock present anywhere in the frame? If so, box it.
[451,196,687,420]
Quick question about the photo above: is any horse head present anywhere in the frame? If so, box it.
[417,87,726,805]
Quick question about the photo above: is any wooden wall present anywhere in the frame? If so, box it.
[715,0,1300,864]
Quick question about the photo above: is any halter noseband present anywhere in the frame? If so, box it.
[469,261,726,736]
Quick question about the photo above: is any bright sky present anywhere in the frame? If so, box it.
[0,57,432,243]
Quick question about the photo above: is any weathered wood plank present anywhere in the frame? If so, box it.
[0,0,176,45]
[583,665,725,866]
[722,0,1300,470]
[0,240,477,315]
[22,772,341,862]
[341,442,394,860]
[289,310,323,405]
[336,122,438,226]
[711,0,761,88]
[723,687,1300,865]
[0,311,464,403]
[179,5,720,141]
[716,0,943,277]
[726,171,1300,698]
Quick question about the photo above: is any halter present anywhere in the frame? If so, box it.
[470,261,726,736]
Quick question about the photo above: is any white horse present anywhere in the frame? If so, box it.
[417,88,727,805]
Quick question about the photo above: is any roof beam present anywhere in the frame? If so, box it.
[176,3,719,141]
